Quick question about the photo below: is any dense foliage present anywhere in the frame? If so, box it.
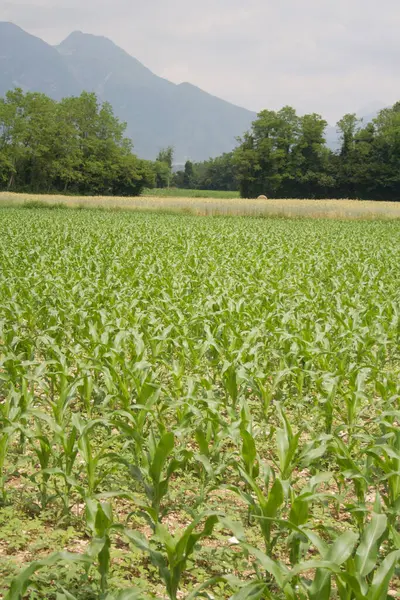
[174,103,400,200]
[1,208,399,598]
[0,89,155,195]
[173,153,237,192]
[2,86,400,200]
[154,146,174,189]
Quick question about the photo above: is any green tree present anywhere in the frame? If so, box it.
[252,106,299,197]
[197,153,237,191]
[156,146,174,188]
[335,114,360,197]
[293,113,334,197]
[0,88,152,196]
[173,154,238,191]
[370,103,400,199]
[183,160,194,188]
[234,107,339,198]
[233,132,260,198]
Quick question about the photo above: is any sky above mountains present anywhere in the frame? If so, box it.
[1,0,398,123]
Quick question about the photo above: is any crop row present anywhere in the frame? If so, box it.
[0,209,399,599]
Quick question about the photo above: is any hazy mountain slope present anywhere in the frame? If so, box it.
[0,23,386,161]
[0,22,79,99]
[56,31,256,161]
[0,23,256,161]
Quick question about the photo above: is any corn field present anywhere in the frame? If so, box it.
[0,207,399,599]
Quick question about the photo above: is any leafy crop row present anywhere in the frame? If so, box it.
[0,209,399,599]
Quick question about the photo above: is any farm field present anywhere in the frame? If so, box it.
[2,192,400,219]
[0,207,399,599]
[140,188,241,199]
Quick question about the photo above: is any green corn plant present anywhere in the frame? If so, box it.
[27,422,53,510]
[0,429,9,503]
[0,413,55,511]
[238,426,260,523]
[229,460,285,553]
[303,530,361,600]
[110,385,161,459]
[85,498,114,598]
[111,431,182,525]
[237,529,359,600]
[77,365,95,417]
[0,387,17,503]
[272,403,301,481]
[0,360,47,495]
[221,360,244,408]
[330,434,372,530]
[347,549,400,600]
[249,366,291,421]
[121,512,220,600]
[233,405,318,554]
[194,397,233,465]
[286,472,334,568]
[26,408,80,515]
[14,376,34,453]
[367,411,400,524]
[72,415,113,499]
[333,509,395,600]
[168,376,211,432]
[314,372,340,434]
[302,508,398,600]
[101,355,159,413]
[170,390,237,507]
[238,503,397,600]
[340,367,369,436]
[191,424,231,507]
[44,352,79,428]
[373,373,399,406]
[54,418,80,514]
[28,404,77,511]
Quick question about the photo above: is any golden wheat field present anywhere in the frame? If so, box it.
[1,191,400,219]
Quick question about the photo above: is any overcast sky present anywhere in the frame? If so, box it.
[1,0,399,123]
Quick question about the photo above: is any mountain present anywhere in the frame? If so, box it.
[0,23,256,162]
[1,23,388,161]
[0,22,80,99]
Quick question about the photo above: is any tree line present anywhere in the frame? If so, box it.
[1,88,400,199]
[0,89,155,196]
[173,104,400,200]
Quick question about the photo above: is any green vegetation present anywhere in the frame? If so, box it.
[173,154,238,193]
[0,89,154,196]
[154,148,175,189]
[1,208,399,599]
[141,187,240,199]
[173,104,400,200]
[3,87,400,202]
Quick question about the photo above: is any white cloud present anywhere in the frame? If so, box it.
[1,0,399,122]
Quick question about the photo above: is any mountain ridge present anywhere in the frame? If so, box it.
[0,22,256,161]
[0,22,80,99]
[0,23,386,160]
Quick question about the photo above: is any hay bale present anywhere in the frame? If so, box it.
[257,195,268,200]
